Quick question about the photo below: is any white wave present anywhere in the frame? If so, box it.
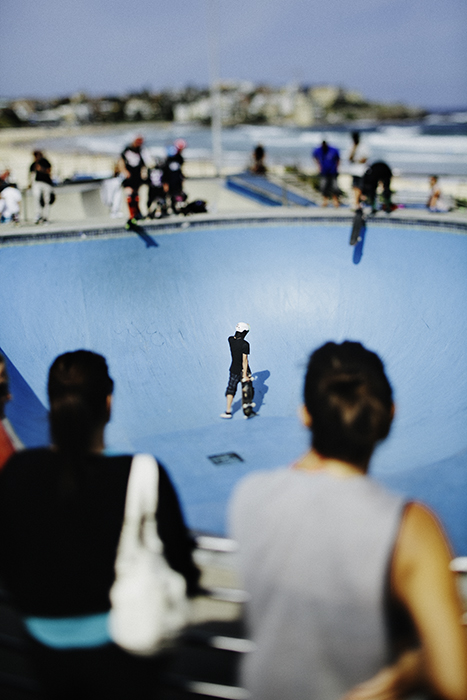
[235,125,288,138]
[366,133,467,154]
[450,112,467,123]
[377,125,422,136]
[385,152,467,163]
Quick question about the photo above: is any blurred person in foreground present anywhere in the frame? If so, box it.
[0,350,201,699]
[230,340,467,700]
[0,352,23,469]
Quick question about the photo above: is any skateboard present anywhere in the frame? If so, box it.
[241,378,256,418]
[350,208,365,246]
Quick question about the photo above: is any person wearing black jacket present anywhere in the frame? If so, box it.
[0,350,201,699]
[28,150,54,223]
[161,142,186,214]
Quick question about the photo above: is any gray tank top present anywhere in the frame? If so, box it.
[229,468,407,700]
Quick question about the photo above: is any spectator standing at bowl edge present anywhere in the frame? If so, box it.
[230,340,467,700]
[347,132,370,210]
[0,350,201,699]
[313,140,341,207]
[119,135,153,228]
[29,151,54,224]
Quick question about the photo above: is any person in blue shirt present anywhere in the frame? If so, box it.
[312,140,341,207]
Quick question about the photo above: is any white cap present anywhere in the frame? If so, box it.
[236,322,250,333]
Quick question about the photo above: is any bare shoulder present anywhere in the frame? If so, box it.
[396,502,453,568]
[391,500,456,606]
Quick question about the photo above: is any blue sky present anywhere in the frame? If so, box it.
[1,0,465,109]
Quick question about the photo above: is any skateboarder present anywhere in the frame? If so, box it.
[221,322,251,419]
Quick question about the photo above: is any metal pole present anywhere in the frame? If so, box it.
[206,0,222,178]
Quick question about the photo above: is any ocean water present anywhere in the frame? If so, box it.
[35,116,467,178]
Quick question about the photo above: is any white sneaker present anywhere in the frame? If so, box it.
[220,412,232,419]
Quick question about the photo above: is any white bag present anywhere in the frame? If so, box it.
[109,454,189,656]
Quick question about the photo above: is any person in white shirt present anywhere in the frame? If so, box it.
[427,175,451,212]
[347,132,370,209]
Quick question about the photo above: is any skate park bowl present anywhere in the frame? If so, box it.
[1,213,466,554]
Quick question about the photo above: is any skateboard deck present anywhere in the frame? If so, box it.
[241,379,256,418]
[350,208,364,246]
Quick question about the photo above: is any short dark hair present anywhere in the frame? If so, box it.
[304,341,393,467]
[48,350,114,456]
[235,330,249,340]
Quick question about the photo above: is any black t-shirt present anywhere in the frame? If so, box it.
[0,449,200,616]
[161,156,184,192]
[121,146,146,183]
[30,158,53,185]
[228,336,250,374]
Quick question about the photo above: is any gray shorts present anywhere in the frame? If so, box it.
[320,175,339,197]
[225,372,242,396]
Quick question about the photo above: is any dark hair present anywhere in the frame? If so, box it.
[254,144,265,160]
[48,350,114,457]
[304,341,393,467]
[235,330,249,340]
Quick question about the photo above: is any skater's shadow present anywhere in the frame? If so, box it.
[352,222,366,265]
[252,370,270,412]
[231,369,270,416]
[136,230,159,248]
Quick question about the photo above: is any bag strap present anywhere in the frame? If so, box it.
[116,454,162,556]
[124,454,159,521]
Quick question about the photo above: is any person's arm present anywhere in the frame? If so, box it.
[141,147,154,170]
[344,648,425,700]
[155,462,202,596]
[117,156,130,180]
[349,144,358,163]
[430,187,441,208]
[242,353,249,380]
[349,504,467,700]
[391,503,467,699]
[346,503,467,700]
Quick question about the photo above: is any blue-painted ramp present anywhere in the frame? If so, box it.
[0,220,466,553]
[226,172,317,207]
